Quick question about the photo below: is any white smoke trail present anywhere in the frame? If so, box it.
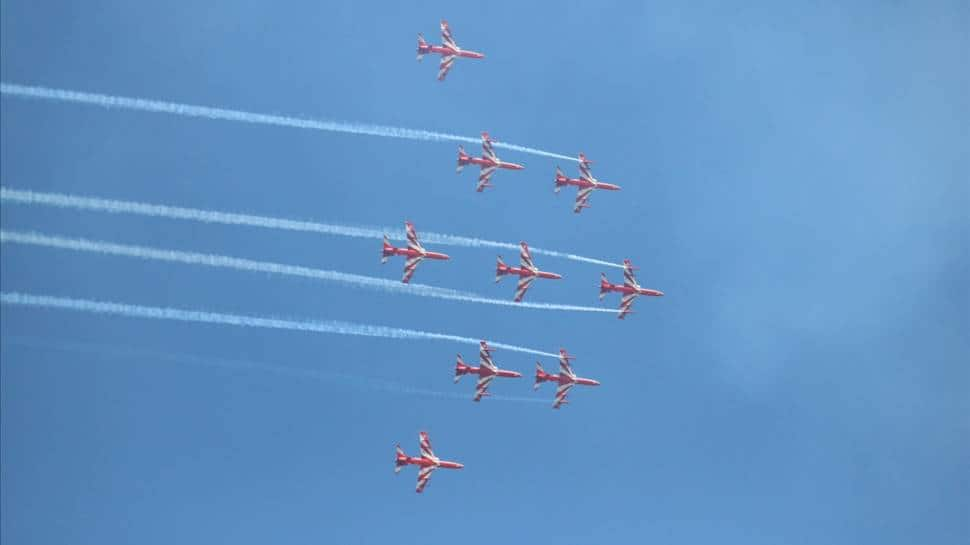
[0,292,557,358]
[1,336,544,404]
[0,230,614,314]
[0,187,623,269]
[0,82,576,162]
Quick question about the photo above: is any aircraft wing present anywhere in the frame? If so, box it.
[476,165,497,192]
[519,242,536,270]
[574,186,594,213]
[405,222,424,252]
[479,356,497,373]
[416,465,436,493]
[618,292,638,319]
[514,275,536,302]
[402,255,424,283]
[579,155,595,183]
[419,431,436,459]
[553,382,574,409]
[474,374,495,402]
[623,261,639,288]
[482,132,499,162]
[441,20,459,50]
[437,54,456,81]
[559,356,575,378]
[478,341,494,365]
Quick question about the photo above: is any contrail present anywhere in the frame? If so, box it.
[0,187,623,269]
[0,292,558,358]
[1,336,544,404]
[0,82,576,162]
[0,230,615,314]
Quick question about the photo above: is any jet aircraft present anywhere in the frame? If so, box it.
[381,221,450,283]
[600,259,664,319]
[534,349,600,409]
[454,341,522,401]
[495,242,562,302]
[416,20,484,81]
[554,153,621,213]
[457,132,525,192]
[395,431,464,493]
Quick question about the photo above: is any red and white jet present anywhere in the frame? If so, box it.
[395,431,464,493]
[554,153,621,213]
[495,242,562,302]
[600,259,664,319]
[454,341,522,401]
[381,221,450,283]
[534,349,600,409]
[457,132,525,192]
[416,20,484,81]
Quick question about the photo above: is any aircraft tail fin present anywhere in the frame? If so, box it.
[455,354,469,383]
[381,235,393,264]
[416,34,427,61]
[395,444,408,473]
[456,145,467,172]
[554,166,566,193]
[495,256,507,283]
[533,362,546,390]
[599,273,610,300]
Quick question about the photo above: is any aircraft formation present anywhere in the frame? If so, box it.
[416,23,625,212]
[395,20,660,493]
[396,347,600,492]
[381,220,658,315]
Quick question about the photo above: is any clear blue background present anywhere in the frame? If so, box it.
[2,1,967,544]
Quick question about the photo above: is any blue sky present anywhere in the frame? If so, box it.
[1,1,967,544]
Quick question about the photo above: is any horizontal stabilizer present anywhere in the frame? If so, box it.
[455,354,469,383]
[495,256,507,282]
[533,362,545,390]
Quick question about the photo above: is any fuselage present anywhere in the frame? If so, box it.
[571,376,601,387]
[418,44,484,59]
[556,173,621,191]
[459,155,525,171]
[383,246,450,261]
[537,372,600,387]
[397,454,464,470]
[457,364,522,379]
[497,264,562,280]
[602,281,663,297]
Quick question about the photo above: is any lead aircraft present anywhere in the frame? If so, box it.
[454,341,522,401]
[416,20,484,81]
[381,221,450,283]
[395,431,464,493]
[600,259,664,319]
